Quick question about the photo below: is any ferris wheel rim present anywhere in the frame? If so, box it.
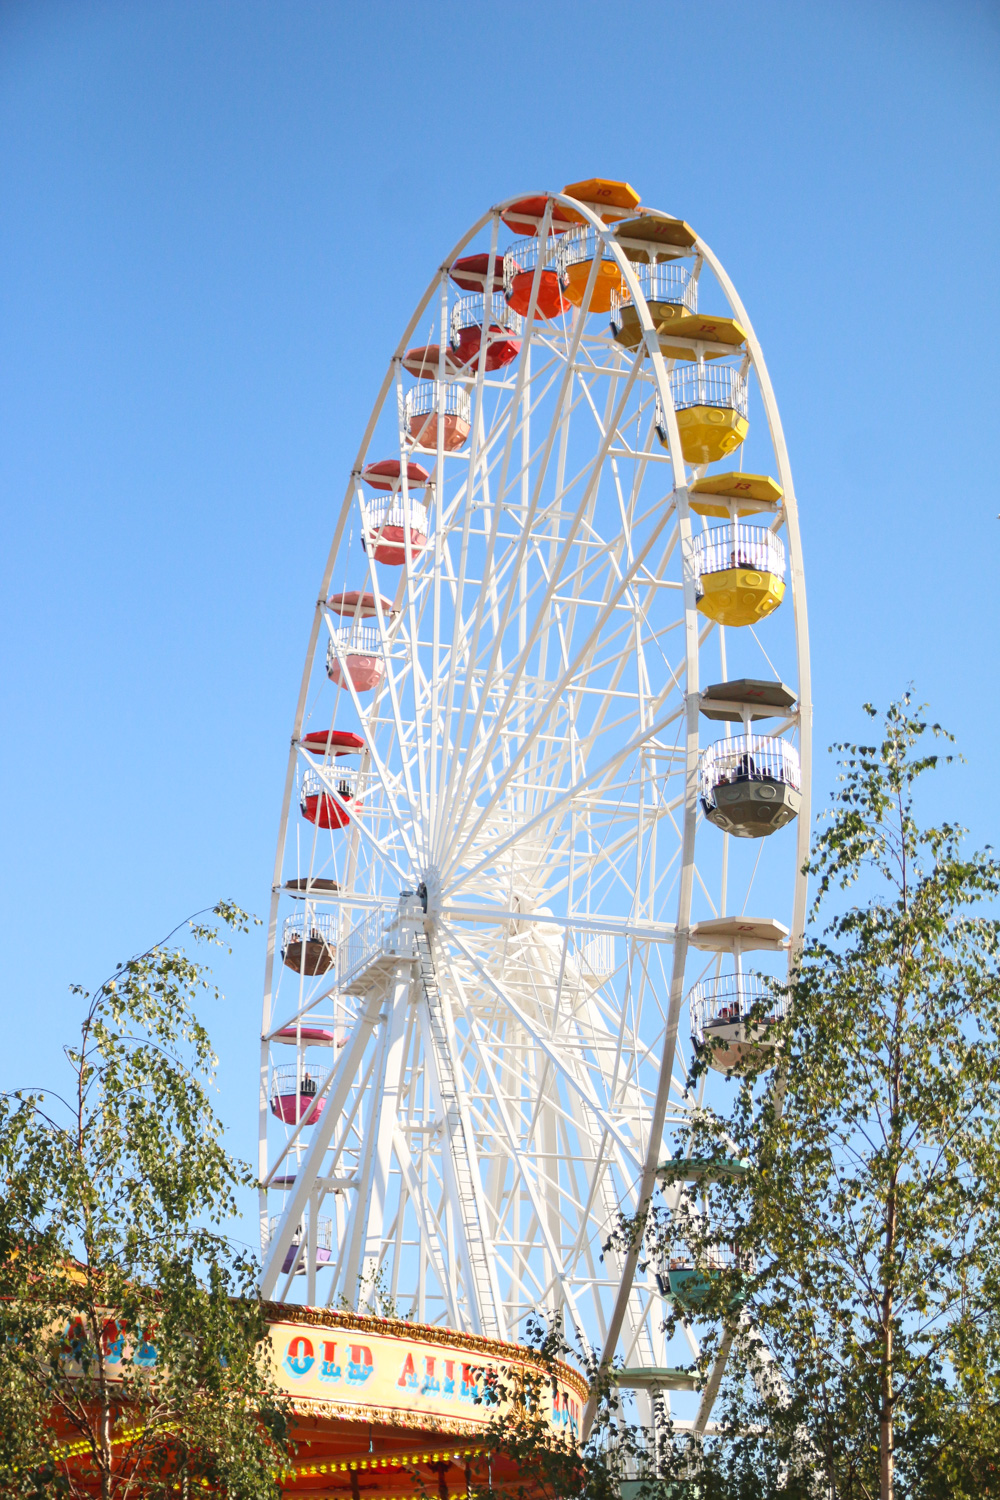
[258,185,811,1443]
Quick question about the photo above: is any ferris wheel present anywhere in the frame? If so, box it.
[257,179,810,1443]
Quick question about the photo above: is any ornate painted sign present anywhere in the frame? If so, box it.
[265,1306,588,1438]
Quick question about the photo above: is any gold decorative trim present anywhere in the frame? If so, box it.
[284,1397,492,1434]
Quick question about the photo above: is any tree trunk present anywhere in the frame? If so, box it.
[879,1406,893,1500]
[880,1241,895,1500]
[99,1396,113,1500]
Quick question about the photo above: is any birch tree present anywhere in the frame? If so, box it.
[0,904,290,1499]
[643,700,1000,1498]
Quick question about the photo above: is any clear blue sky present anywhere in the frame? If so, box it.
[2,0,998,1206]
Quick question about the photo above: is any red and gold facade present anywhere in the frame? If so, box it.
[267,1305,587,1499]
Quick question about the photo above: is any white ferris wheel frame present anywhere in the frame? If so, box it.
[256,187,812,1442]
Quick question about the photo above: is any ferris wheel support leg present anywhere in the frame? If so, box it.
[387,1119,460,1326]
[440,940,593,1350]
[340,966,413,1313]
[693,1327,735,1434]
[416,928,505,1339]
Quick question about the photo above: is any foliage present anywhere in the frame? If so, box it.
[0,904,291,1500]
[468,1317,765,1500]
[634,698,1000,1499]
[470,1318,621,1500]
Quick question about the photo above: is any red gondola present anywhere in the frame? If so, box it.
[451,292,522,373]
[301,728,366,756]
[450,253,507,292]
[501,195,575,237]
[270,1076,326,1127]
[300,768,362,828]
[504,241,570,320]
[454,325,521,372]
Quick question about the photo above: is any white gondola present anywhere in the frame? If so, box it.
[689,971,790,1072]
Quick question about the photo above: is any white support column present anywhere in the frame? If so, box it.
[338,971,406,1308]
[356,965,416,1305]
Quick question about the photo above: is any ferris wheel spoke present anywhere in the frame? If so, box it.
[438,336,624,847]
[393,529,435,863]
[338,974,415,1310]
[304,750,416,880]
[440,947,595,1343]
[442,367,644,849]
[384,1122,460,1325]
[431,384,495,834]
[440,520,682,880]
[440,713,685,902]
[435,444,494,849]
[442,921,644,1172]
[557,1091,658,1353]
[469,1100,619,1345]
[434,480,617,822]
[527,675,682,817]
[440,334,557,824]
[323,619,420,864]
[443,695,675,899]
[413,939,507,1336]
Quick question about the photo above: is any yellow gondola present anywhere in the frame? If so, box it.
[657,363,750,466]
[692,522,785,627]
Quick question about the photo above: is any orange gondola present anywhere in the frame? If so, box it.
[404,382,471,452]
